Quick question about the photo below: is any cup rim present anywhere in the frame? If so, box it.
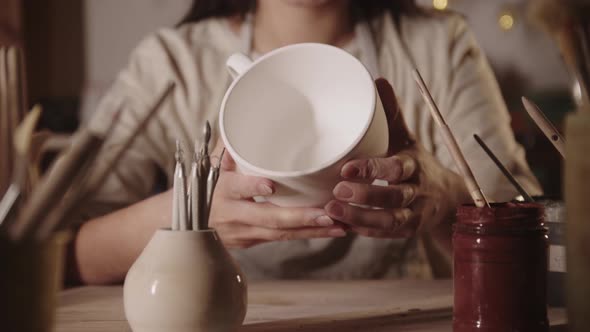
[219,42,377,178]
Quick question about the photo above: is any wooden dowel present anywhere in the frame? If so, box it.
[521,96,566,158]
[412,69,490,208]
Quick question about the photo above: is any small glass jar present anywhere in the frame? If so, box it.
[453,203,548,332]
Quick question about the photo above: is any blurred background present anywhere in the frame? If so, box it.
[1,0,572,197]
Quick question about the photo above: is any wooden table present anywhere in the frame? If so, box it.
[56,280,567,332]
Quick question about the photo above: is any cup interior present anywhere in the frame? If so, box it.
[221,44,375,175]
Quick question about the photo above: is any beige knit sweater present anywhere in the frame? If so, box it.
[86,12,541,280]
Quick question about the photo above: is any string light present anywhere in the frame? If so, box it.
[433,0,448,11]
[498,11,515,31]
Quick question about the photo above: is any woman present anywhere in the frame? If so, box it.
[72,0,541,284]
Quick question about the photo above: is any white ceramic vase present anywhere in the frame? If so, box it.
[124,229,247,332]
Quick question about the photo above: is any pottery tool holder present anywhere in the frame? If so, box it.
[171,121,223,232]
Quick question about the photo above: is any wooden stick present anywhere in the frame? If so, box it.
[9,128,105,241]
[412,69,490,208]
[33,105,124,240]
[521,96,566,158]
[474,134,534,203]
[0,47,10,195]
[45,82,175,235]
[0,105,43,229]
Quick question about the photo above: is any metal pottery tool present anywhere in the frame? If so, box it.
[197,121,211,230]
[412,69,490,208]
[474,134,534,203]
[172,141,188,231]
[189,140,200,230]
[205,148,224,229]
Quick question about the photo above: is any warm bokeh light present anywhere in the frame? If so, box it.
[498,13,515,31]
[433,0,448,11]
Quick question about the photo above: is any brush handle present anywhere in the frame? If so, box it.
[413,69,489,208]
[440,128,489,208]
[474,134,534,202]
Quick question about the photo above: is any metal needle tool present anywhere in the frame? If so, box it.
[172,140,188,231]
[189,140,200,230]
[197,122,211,230]
[205,148,224,229]
[474,134,534,203]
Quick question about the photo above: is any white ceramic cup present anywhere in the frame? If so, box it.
[219,43,389,207]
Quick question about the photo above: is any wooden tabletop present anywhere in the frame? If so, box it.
[56,279,567,332]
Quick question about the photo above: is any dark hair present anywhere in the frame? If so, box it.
[179,0,421,25]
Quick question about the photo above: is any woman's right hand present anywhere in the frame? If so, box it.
[208,143,346,249]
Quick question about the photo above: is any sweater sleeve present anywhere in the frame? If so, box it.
[80,27,216,219]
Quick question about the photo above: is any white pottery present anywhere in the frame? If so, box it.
[219,43,389,208]
[124,229,247,332]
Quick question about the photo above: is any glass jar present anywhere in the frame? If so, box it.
[453,203,548,332]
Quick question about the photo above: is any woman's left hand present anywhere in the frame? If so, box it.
[324,78,469,238]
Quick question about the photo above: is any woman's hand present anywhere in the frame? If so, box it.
[325,79,470,238]
[208,145,346,249]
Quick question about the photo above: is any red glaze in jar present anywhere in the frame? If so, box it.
[453,203,548,332]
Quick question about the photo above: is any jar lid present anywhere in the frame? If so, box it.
[455,202,545,233]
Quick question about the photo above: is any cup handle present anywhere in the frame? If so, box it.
[226,53,253,79]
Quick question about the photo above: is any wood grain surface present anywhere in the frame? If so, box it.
[55,280,567,332]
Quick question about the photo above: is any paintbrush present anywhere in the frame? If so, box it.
[474,134,535,203]
[521,97,566,158]
[412,69,490,208]
[43,82,175,237]
[529,0,590,110]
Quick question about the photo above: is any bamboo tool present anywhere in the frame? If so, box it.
[521,97,566,158]
[172,141,188,231]
[40,82,176,238]
[473,134,535,203]
[197,121,212,230]
[529,0,590,109]
[0,105,43,228]
[412,69,490,208]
